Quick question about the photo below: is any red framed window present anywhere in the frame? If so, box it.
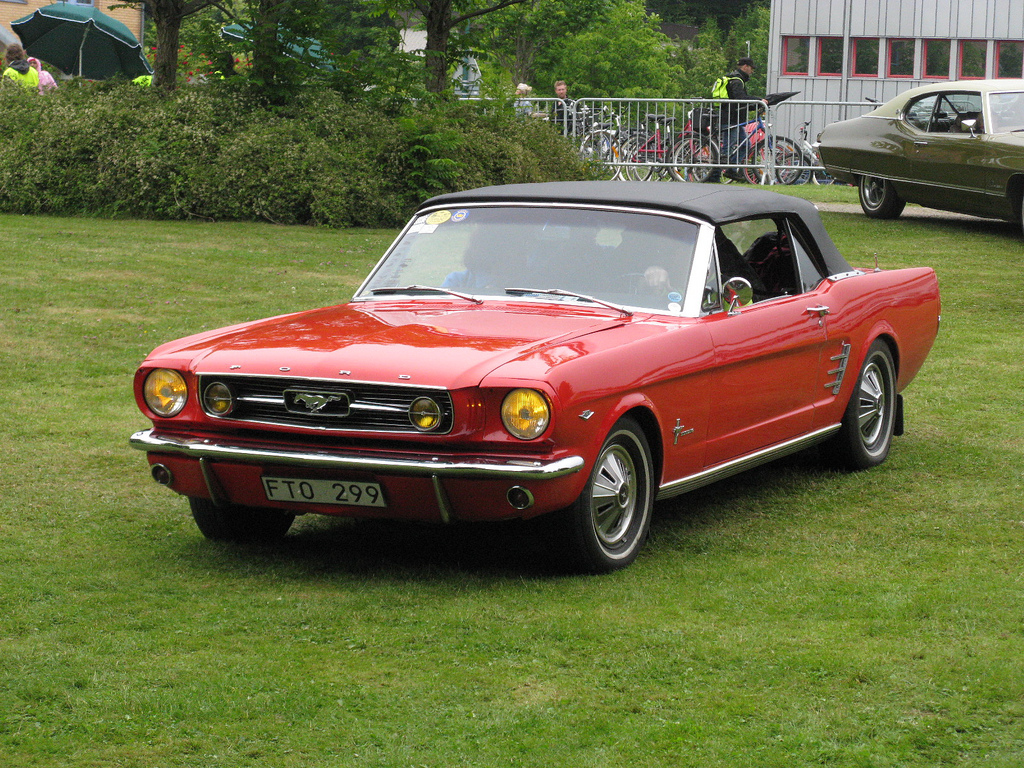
[923,40,951,79]
[783,37,810,75]
[887,39,915,77]
[852,38,880,77]
[817,37,843,76]
[959,40,987,79]
[996,41,1024,78]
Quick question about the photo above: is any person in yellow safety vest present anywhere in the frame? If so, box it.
[2,44,41,90]
[710,57,767,182]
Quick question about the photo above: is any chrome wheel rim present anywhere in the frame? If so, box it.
[589,444,637,548]
[862,177,885,208]
[857,357,890,452]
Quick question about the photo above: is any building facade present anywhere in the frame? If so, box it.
[767,0,1024,127]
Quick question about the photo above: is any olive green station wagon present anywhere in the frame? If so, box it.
[819,79,1024,233]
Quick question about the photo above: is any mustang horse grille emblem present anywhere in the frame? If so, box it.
[284,389,351,417]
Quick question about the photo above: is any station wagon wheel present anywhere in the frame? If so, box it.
[858,175,906,219]
[828,340,897,470]
[188,496,295,542]
[560,417,654,573]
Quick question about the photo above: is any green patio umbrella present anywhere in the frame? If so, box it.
[12,3,152,80]
[221,23,334,70]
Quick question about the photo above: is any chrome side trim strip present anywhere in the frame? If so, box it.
[656,425,841,501]
[130,429,585,481]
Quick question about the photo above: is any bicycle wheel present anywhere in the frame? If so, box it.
[674,132,719,183]
[620,134,654,181]
[773,136,807,185]
[580,129,621,180]
[743,140,770,184]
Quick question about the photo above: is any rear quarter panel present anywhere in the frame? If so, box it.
[812,268,940,428]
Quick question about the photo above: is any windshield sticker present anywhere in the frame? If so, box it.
[451,209,469,223]
[426,210,452,225]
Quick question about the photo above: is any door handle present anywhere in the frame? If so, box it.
[805,305,830,317]
[913,140,929,146]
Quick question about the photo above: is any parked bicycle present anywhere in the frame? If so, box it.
[618,113,687,181]
[718,92,801,185]
[794,120,835,185]
[674,106,720,183]
[578,106,623,180]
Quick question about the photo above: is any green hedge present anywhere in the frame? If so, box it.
[0,82,593,228]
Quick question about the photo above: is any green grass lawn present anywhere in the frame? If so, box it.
[2,194,1023,767]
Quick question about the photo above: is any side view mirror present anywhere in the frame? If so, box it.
[960,118,978,137]
[724,277,753,314]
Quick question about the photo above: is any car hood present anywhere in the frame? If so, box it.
[145,300,642,389]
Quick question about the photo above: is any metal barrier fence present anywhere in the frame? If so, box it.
[514,97,877,185]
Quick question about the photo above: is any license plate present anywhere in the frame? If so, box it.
[262,477,386,508]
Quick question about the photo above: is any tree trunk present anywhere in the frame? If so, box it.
[146,0,185,89]
[151,12,182,88]
[423,1,452,93]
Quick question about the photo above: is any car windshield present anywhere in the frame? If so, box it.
[358,205,700,313]
[987,91,1024,133]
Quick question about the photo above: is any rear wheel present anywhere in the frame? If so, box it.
[859,175,906,219]
[827,341,897,470]
[773,137,807,185]
[620,135,653,181]
[188,497,295,542]
[675,132,719,183]
[743,141,770,184]
[557,417,654,573]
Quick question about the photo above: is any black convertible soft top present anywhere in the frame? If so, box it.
[423,181,853,277]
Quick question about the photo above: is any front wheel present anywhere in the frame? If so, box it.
[557,417,655,573]
[743,141,771,184]
[826,341,898,470]
[674,132,719,183]
[859,175,906,219]
[188,497,295,542]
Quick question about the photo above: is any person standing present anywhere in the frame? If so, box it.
[711,57,767,181]
[514,83,534,117]
[28,58,57,93]
[551,80,577,136]
[2,45,41,90]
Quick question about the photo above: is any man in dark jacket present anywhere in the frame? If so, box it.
[713,58,767,181]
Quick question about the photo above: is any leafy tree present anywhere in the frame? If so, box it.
[674,17,728,98]
[646,0,751,27]
[370,0,530,93]
[546,0,682,98]
[479,0,611,90]
[724,3,770,96]
[133,0,225,88]
[243,0,332,100]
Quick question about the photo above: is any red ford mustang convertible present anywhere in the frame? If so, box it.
[131,182,940,572]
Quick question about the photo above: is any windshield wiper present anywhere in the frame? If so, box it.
[505,288,633,317]
[370,285,484,304]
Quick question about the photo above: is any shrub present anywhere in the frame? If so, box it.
[0,82,593,227]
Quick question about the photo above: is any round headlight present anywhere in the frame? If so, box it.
[203,381,235,416]
[501,389,550,440]
[143,369,188,417]
[409,397,442,431]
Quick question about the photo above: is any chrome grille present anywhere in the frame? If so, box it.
[198,375,454,434]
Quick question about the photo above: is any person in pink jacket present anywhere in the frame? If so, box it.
[28,58,57,93]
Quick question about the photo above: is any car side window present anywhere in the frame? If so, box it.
[717,218,804,304]
[904,95,938,131]
[939,92,984,133]
[924,93,982,133]
[786,220,828,293]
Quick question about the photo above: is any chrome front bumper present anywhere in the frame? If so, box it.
[129,429,586,481]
